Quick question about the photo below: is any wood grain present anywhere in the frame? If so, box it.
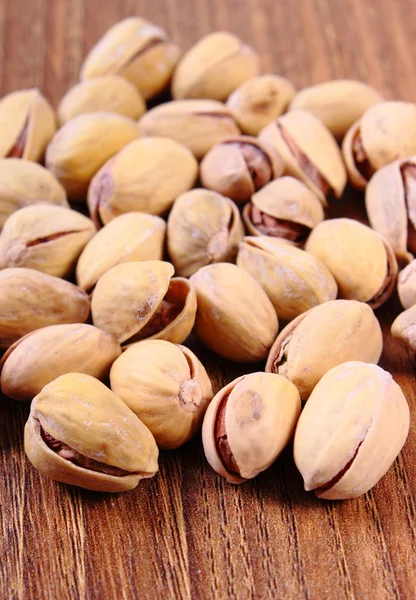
[1,0,416,598]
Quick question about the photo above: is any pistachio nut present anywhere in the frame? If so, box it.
[138,100,240,159]
[189,263,279,363]
[202,372,301,484]
[91,261,196,347]
[0,324,121,402]
[398,260,416,309]
[24,373,158,492]
[226,74,296,136]
[243,176,324,245]
[110,340,213,449]
[88,137,198,226]
[167,189,244,277]
[172,31,260,101]
[0,204,96,277]
[259,109,347,206]
[0,88,56,162]
[391,304,416,351]
[265,300,383,400]
[237,237,337,322]
[0,159,68,229]
[342,101,416,190]
[80,17,181,100]
[76,212,166,292]
[305,218,398,308]
[45,112,138,200]
[289,80,383,140]
[0,268,90,348]
[294,361,409,500]
[200,136,284,203]
[57,75,146,125]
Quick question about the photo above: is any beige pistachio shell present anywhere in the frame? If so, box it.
[80,17,181,100]
[167,189,244,277]
[289,80,383,140]
[110,340,213,449]
[24,373,158,492]
[76,212,166,291]
[88,137,198,226]
[391,304,416,351]
[0,88,57,162]
[189,263,279,363]
[305,218,398,308]
[172,31,260,101]
[398,260,416,309]
[202,372,301,484]
[266,300,383,400]
[226,74,296,136]
[294,361,409,500]
[0,324,121,401]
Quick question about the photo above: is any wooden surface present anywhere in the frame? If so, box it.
[1,0,416,599]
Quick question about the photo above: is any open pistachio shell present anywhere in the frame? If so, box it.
[398,260,416,309]
[391,304,416,351]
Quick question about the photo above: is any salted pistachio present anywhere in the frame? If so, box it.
[0,159,68,229]
[45,112,138,200]
[226,74,296,136]
[138,100,240,159]
[391,304,416,351]
[167,189,244,277]
[25,373,158,492]
[91,261,196,348]
[305,218,397,308]
[57,75,146,125]
[202,372,301,484]
[289,80,383,140]
[76,212,166,292]
[0,88,56,162]
[342,101,416,190]
[200,136,284,203]
[266,300,383,400]
[259,109,347,206]
[80,17,181,100]
[189,263,278,363]
[110,340,213,450]
[88,137,198,226]
[0,205,95,277]
[398,260,416,309]
[0,268,90,348]
[172,31,260,101]
[0,324,121,402]
[243,176,324,245]
[294,361,409,500]
[237,237,337,322]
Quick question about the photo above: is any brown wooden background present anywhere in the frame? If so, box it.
[1,0,416,598]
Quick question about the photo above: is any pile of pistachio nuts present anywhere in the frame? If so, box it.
[0,17,415,501]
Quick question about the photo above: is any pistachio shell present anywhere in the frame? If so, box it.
[398,260,416,309]
[391,304,416,350]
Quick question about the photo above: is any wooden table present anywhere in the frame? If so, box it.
[1,1,416,598]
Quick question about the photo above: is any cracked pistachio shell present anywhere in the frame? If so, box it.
[305,218,398,308]
[237,236,337,322]
[138,99,240,159]
[398,260,416,309]
[226,74,296,136]
[172,31,260,101]
[45,112,139,200]
[266,300,383,400]
[202,372,301,484]
[189,263,279,363]
[0,204,96,277]
[0,324,121,402]
[76,212,166,292]
[0,268,90,348]
[24,373,158,492]
[342,102,416,190]
[391,304,416,351]
[259,109,347,206]
[0,88,57,162]
[80,17,181,100]
[88,137,198,226]
[289,80,383,140]
[294,361,409,500]
[167,189,244,277]
[110,340,213,450]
